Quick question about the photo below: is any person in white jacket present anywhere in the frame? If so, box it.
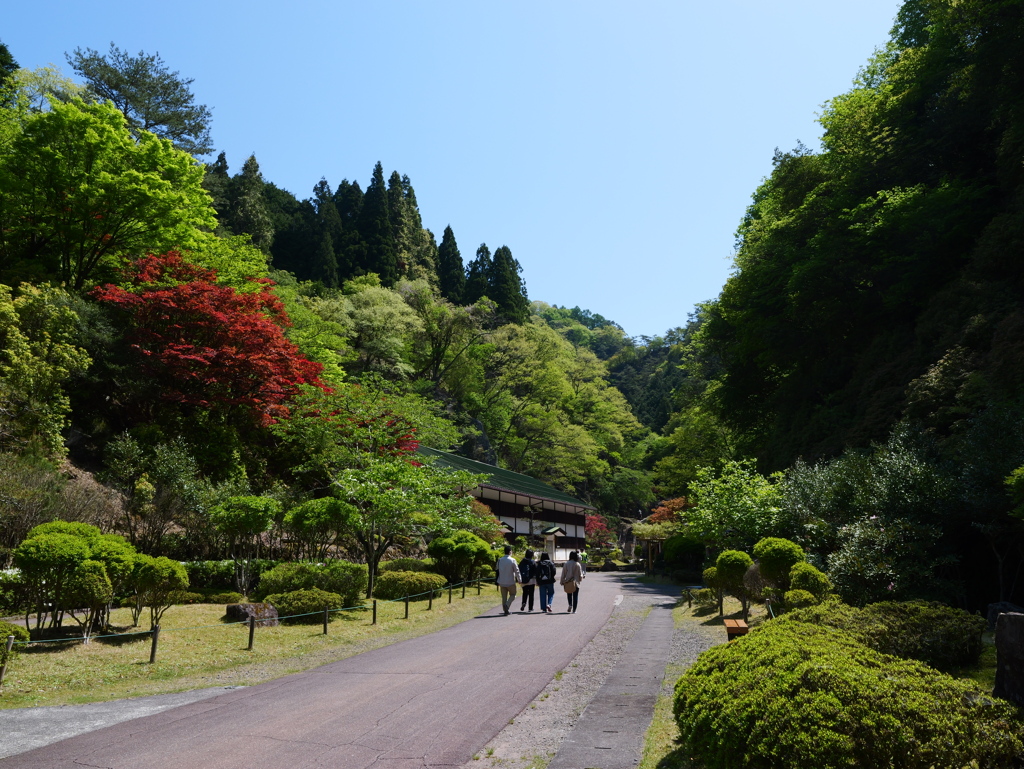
[560,550,585,614]
[495,544,521,616]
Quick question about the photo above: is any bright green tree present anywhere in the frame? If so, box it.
[331,456,483,597]
[0,283,91,458]
[132,554,189,628]
[0,98,215,289]
[685,460,784,551]
[210,495,281,595]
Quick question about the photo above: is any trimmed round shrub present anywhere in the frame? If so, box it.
[373,571,447,601]
[715,551,752,588]
[786,599,987,671]
[265,588,343,622]
[378,557,437,573]
[783,588,818,608]
[207,591,245,604]
[674,620,1023,769]
[476,564,495,580]
[0,619,30,664]
[255,561,367,607]
[690,588,718,608]
[753,537,805,588]
[789,561,832,600]
[702,566,719,589]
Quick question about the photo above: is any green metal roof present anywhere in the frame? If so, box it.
[417,447,593,510]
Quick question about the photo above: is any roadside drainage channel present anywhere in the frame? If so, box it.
[548,599,676,769]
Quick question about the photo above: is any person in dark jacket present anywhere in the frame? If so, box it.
[535,551,557,613]
[519,549,537,612]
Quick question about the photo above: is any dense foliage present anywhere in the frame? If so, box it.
[783,599,986,671]
[674,620,1022,769]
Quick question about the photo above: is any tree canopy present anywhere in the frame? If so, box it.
[67,43,213,155]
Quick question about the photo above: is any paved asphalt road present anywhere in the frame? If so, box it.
[2,574,631,769]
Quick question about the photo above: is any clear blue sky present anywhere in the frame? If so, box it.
[4,1,903,339]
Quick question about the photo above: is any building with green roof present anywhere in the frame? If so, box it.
[418,446,591,561]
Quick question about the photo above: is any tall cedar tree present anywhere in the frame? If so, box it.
[311,178,343,286]
[358,162,398,286]
[0,40,17,91]
[489,245,529,324]
[202,152,233,235]
[230,155,274,254]
[463,243,492,305]
[66,44,213,155]
[437,225,466,304]
[92,252,326,427]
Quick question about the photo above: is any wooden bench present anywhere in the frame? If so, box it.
[724,619,749,641]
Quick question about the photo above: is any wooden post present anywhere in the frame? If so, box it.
[448,585,453,604]
[323,605,329,635]
[0,635,15,685]
[476,580,481,595]
[247,614,256,651]
[428,593,433,611]
[372,599,377,625]
[462,582,466,599]
[404,595,410,619]
[149,625,160,663]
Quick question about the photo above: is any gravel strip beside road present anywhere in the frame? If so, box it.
[461,579,719,769]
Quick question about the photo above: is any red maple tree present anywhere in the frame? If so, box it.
[648,497,690,523]
[93,252,327,426]
[585,514,615,548]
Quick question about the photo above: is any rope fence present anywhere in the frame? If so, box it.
[0,578,493,685]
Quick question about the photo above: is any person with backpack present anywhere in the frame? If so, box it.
[535,551,557,613]
[519,549,538,612]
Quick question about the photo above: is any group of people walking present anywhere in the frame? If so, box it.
[494,545,585,615]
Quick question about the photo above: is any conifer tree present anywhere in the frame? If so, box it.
[358,162,398,285]
[489,245,530,324]
[334,179,364,281]
[311,178,344,285]
[437,225,466,304]
[464,243,492,305]
[230,155,274,254]
[202,152,233,235]
[0,40,18,92]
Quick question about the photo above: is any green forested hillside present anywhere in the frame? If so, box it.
[2,0,1024,609]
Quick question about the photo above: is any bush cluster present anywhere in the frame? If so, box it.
[785,599,986,670]
[674,620,1022,768]
[378,558,437,573]
[207,591,245,604]
[167,590,205,605]
[788,561,832,601]
[264,588,343,622]
[183,560,279,591]
[0,619,30,665]
[255,561,367,607]
[373,571,447,601]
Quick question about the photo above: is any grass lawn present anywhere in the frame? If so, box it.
[0,587,499,709]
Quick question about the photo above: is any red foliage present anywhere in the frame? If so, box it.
[585,514,615,548]
[649,497,691,523]
[93,252,327,426]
